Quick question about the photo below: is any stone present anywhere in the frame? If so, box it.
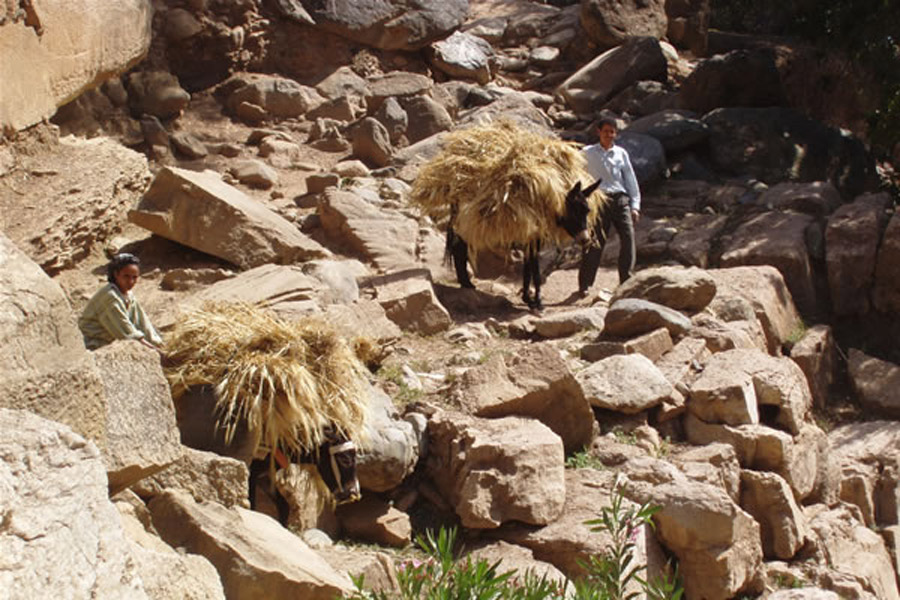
[665,0,709,55]
[428,31,494,84]
[874,211,900,314]
[337,496,411,547]
[580,0,668,48]
[830,421,900,526]
[356,385,420,492]
[170,131,208,159]
[720,211,819,318]
[789,325,835,410]
[0,409,146,598]
[465,541,567,589]
[351,117,393,167]
[673,443,741,501]
[318,190,420,272]
[132,447,250,509]
[164,8,203,42]
[655,336,710,390]
[603,298,692,339]
[129,167,328,269]
[93,341,183,495]
[0,233,108,448]
[426,411,566,528]
[617,131,668,186]
[847,349,900,419]
[740,470,809,559]
[374,97,408,144]
[308,95,363,122]
[230,159,279,189]
[678,49,786,114]
[626,109,709,153]
[826,193,892,315]
[366,71,433,111]
[669,213,728,268]
[610,265,717,313]
[582,327,674,363]
[334,160,370,178]
[689,313,763,352]
[449,343,595,453]
[0,0,152,131]
[149,490,354,598]
[557,37,667,115]
[759,182,843,217]
[222,73,324,119]
[367,269,452,335]
[532,306,606,338]
[399,95,454,144]
[314,66,369,102]
[316,545,400,595]
[576,353,675,413]
[127,70,191,120]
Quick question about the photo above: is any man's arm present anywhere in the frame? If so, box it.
[621,150,641,212]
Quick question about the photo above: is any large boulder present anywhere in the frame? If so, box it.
[221,73,325,120]
[132,447,250,509]
[617,131,667,186]
[556,36,667,115]
[302,0,468,51]
[356,385,421,492]
[129,167,329,269]
[610,265,716,313]
[580,0,668,48]
[426,411,566,529]
[0,0,152,131]
[825,193,892,315]
[603,298,692,339]
[93,340,183,495]
[703,107,874,198]
[847,349,900,419]
[365,269,452,335]
[428,30,495,84]
[873,210,900,314]
[740,470,809,560]
[449,343,595,453]
[126,70,191,120]
[625,109,709,153]
[576,353,675,414]
[149,490,354,599]
[678,48,786,114]
[0,409,146,598]
[789,324,835,410]
[0,233,108,448]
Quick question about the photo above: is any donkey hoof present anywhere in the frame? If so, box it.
[460,280,476,289]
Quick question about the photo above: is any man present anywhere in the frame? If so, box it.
[578,117,642,294]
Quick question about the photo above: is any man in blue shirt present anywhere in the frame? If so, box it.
[578,117,641,293]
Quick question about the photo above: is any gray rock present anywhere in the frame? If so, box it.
[603,298,692,339]
[357,385,420,492]
[351,117,393,167]
[429,30,495,84]
[847,349,900,419]
[616,131,667,186]
[679,49,786,114]
[581,0,668,47]
[127,70,191,120]
[399,95,454,144]
[223,73,324,119]
[230,159,279,189]
[576,353,674,413]
[170,130,208,159]
[625,109,709,153]
[874,211,900,314]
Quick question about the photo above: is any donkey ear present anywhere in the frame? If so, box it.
[584,178,603,196]
[570,180,583,195]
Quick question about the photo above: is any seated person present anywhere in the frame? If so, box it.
[78,253,163,351]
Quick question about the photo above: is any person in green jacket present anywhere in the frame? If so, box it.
[78,253,163,351]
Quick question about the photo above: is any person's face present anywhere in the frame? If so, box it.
[114,264,140,293]
[598,123,617,149]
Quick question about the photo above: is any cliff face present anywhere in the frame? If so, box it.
[0,0,153,133]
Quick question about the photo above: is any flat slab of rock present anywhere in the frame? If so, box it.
[576,353,674,414]
[427,411,565,529]
[94,341,183,495]
[603,298,692,339]
[132,447,250,509]
[149,490,354,599]
[129,167,328,269]
[531,306,606,339]
[337,496,411,547]
[610,265,717,313]
[847,349,900,418]
[741,470,809,559]
[364,269,452,335]
[0,409,147,598]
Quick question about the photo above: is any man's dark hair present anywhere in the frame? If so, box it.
[597,117,618,131]
[106,253,140,283]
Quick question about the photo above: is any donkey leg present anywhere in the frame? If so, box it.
[530,242,544,311]
[451,236,475,289]
[248,458,267,511]
[521,253,533,307]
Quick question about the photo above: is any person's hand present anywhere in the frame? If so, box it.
[631,208,641,223]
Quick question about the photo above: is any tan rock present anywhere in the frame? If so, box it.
[337,496,411,547]
[427,411,566,528]
[149,490,354,599]
[689,312,764,352]
[741,470,809,559]
[789,324,835,410]
[847,348,900,418]
[581,327,674,363]
[94,340,183,495]
[317,545,400,596]
[130,167,328,269]
[366,269,452,335]
[576,353,675,414]
[466,541,567,589]
[610,265,717,313]
[132,447,250,509]
[673,443,741,502]
[0,0,152,131]
[532,306,606,339]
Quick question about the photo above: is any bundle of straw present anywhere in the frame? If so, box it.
[409,120,603,257]
[164,302,368,458]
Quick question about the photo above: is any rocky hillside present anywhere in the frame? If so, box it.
[1,1,899,599]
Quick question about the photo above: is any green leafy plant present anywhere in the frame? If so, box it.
[565,448,605,470]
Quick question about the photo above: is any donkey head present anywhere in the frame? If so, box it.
[310,426,361,505]
[558,179,603,244]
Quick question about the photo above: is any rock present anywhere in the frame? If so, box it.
[616,131,667,186]
[374,97,408,144]
[306,172,340,195]
[170,131,209,159]
[719,211,819,318]
[230,159,279,189]
[93,341,183,495]
[826,193,892,315]
[318,190,419,271]
[337,496,411,547]
[303,0,468,51]
[557,36,667,115]
[465,541,567,589]
[259,137,303,169]
[576,354,674,413]
[0,409,146,598]
[399,95,454,144]
[456,90,554,131]
[0,233,108,447]
[427,411,566,528]
[164,8,203,42]
[532,306,606,338]
[610,265,717,313]
[319,301,402,349]
[450,343,595,453]
[689,312,763,352]
[789,325,835,410]
[351,117,393,167]
[874,210,900,314]
[315,66,369,102]
[222,73,325,119]
[496,468,656,579]
[583,327,676,365]
[129,167,328,269]
[366,71,433,111]
[580,0,668,48]
[334,160,370,178]
[766,590,841,600]
[308,95,363,122]
[678,49,786,114]
[150,490,353,598]
[428,31,495,84]
[759,182,843,217]
[655,336,709,389]
[741,470,809,559]
[127,70,191,120]
[708,266,804,354]
[703,107,874,199]
[132,447,250,509]
[625,109,709,153]
[316,544,400,595]
[357,385,420,492]
[0,0,151,131]
[366,269,452,335]
[669,213,728,268]
[603,298,692,339]
[673,443,741,501]
[664,0,709,55]
[847,349,900,419]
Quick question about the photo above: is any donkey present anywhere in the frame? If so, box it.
[447,178,603,311]
[173,385,361,526]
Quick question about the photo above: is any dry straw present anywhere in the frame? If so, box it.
[409,119,604,258]
[164,302,368,458]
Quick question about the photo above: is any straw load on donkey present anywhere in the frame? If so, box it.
[163,302,369,524]
[410,120,607,310]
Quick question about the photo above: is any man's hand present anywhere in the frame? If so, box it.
[631,208,641,224]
